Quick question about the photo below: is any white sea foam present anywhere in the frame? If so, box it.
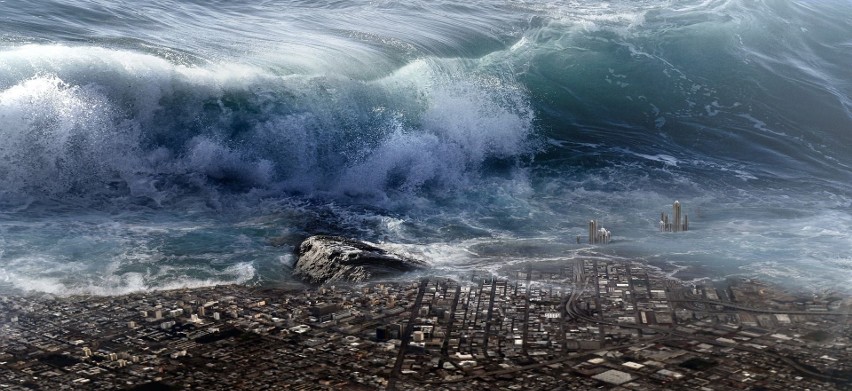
[0,45,534,206]
[2,0,852,297]
[0,260,256,296]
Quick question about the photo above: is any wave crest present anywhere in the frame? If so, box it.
[0,45,534,206]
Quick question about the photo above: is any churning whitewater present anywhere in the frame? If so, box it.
[0,0,850,295]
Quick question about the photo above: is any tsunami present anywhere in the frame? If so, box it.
[0,0,850,296]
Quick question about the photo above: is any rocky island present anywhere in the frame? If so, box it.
[293,235,430,284]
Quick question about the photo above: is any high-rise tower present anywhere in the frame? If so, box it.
[661,201,689,232]
[673,201,682,233]
[588,220,596,244]
[587,220,611,244]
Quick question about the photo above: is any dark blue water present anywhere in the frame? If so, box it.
[1,0,850,295]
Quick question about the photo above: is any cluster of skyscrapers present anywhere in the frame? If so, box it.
[579,201,689,246]
[587,220,612,245]
[660,200,689,232]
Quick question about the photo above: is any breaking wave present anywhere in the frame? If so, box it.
[1,0,851,294]
[0,45,534,207]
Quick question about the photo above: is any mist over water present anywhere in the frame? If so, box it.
[1,0,850,295]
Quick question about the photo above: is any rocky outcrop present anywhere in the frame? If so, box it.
[293,235,429,284]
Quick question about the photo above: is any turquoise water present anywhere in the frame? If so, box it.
[0,0,850,294]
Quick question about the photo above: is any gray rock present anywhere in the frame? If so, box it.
[293,235,429,284]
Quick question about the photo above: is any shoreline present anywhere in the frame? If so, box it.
[0,255,844,299]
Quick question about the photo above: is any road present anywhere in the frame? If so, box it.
[415,336,669,385]
[386,279,429,391]
[566,299,851,384]
[667,299,851,317]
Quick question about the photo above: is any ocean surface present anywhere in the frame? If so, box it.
[1,0,850,295]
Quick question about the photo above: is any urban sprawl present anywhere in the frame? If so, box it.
[1,260,850,390]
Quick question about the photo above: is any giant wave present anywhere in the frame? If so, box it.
[0,45,534,206]
[1,0,851,295]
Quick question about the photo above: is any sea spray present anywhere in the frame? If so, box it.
[0,0,850,295]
